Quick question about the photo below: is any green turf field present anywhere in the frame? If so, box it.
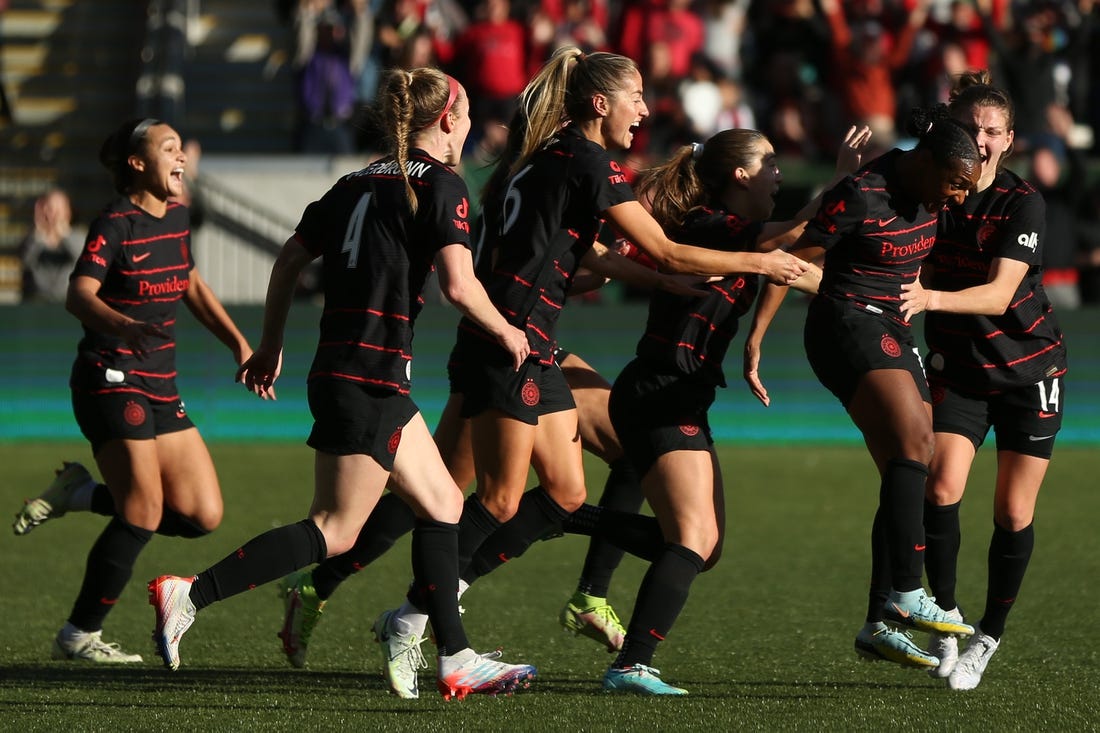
[1,441,1098,731]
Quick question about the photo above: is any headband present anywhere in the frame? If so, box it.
[128,118,159,153]
[432,75,460,127]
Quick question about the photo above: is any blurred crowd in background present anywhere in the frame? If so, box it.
[21,0,1100,306]
[274,0,1100,305]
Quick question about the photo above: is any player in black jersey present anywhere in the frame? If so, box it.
[147,68,537,700]
[268,113,707,671]
[10,118,262,663]
[772,105,983,669]
[898,73,1068,690]
[370,46,813,695]
[598,124,872,695]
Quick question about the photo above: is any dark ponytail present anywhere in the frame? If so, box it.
[98,117,162,194]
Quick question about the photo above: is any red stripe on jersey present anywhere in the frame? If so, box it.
[118,263,191,276]
[498,271,534,288]
[104,295,186,306]
[122,231,190,246]
[116,343,174,356]
[983,340,1062,369]
[688,311,733,337]
[326,307,411,322]
[985,312,1047,339]
[528,322,552,342]
[314,371,409,393]
[86,386,181,400]
[318,339,411,358]
[851,267,904,280]
[537,294,562,310]
[1009,291,1036,310]
[129,369,178,378]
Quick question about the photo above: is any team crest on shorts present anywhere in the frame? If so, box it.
[123,400,146,426]
[387,427,402,454]
[521,379,540,407]
[679,423,701,437]
[880,334,901,358]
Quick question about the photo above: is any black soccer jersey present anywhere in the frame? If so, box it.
[806,149,939,324]
[69,198,194,401]
[295,149,472,395]
[635,206,763,387]
[924,169,1067,393]
[457,126,636,364]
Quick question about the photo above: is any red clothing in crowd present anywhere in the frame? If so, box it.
[617,0,704,78]
[823,3,921,127]
[454,16,530,100]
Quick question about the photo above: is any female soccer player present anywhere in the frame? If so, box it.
[147,67,537,700]
[899,72,1068,690]
[370,45,811,698]
[601,123,871,695]
[272,106,709,672]
[774,105,983,669]
[12,118,261,662]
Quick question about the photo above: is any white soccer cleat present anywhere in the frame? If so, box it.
[13,462,94,535]
[52,626,143,663]
[948,628,1000,690]
[926,607,964,678]
[148,575,197,671]
[372,609,428,698]
[437,647,537,701]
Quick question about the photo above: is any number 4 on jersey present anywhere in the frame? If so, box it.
[342,193,373,268]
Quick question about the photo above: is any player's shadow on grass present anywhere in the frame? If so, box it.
[1,665,383,695]
[536,671,932,697]
[0,664,485,712]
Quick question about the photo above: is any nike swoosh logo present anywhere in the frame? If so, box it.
[890,602,910,619]
[914,544,926,551]
[133,252,152,262]
[1038,411,1057,418]
[1027,434,1054,441]
[878,216,898,227]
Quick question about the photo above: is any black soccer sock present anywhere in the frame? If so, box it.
[90,483,115,516]
[155,508,211,538]
[923,499,962,610]
[461,486,570,585]
[563,504,662,562]
[409,519,468,656]
[69,515,153,631]
[312,492,417,600]
[189,519,327,611]
[615,543,705,669]
[865,506,891,624]
[979,521,1034,639]
[880,458,929,592]
[452,494,502,584]
[577,458,645,597]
